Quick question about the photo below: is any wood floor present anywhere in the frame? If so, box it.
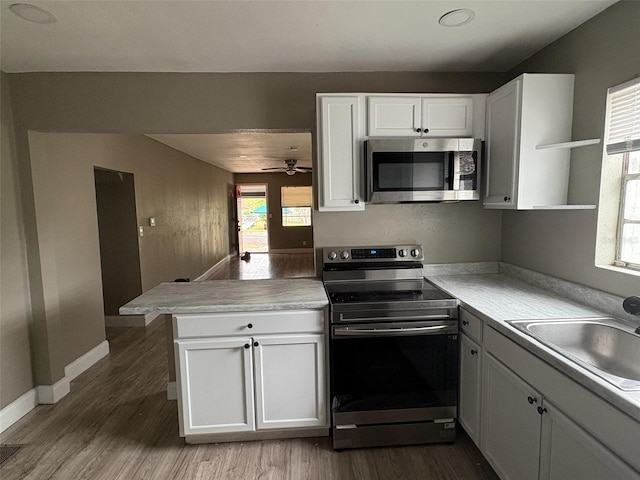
[206,252,316,280]
[1,253,498,480]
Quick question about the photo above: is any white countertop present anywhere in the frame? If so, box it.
[119,278,328,315]
[427,272,640,421]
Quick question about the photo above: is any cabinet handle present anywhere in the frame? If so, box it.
[423,128,429,134]
[253,341,259,347]
[462,320,469,326]
[354,199,360,204]
[537,406,547,415]
[247,323,253,329]
[527,396,537,405]
[503,196,511,202]
[470,349,477,356]
[244,343,250,349]
[416,128,422,133]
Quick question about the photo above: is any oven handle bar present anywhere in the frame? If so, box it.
[333,324,456,337]
[338,313,454,322]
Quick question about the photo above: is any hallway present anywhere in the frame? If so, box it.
[206,252,316,280]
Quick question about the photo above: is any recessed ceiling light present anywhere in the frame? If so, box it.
[9,3,56,24]
[439,9,475,27]
[238,155,248,158]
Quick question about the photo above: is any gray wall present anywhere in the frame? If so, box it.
[501,0,640,297]
[1,72,34,408]
[235,172,314,251]
[26,132,234,386]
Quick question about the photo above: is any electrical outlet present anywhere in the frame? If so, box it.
[303,241,307,246]
[139,226,144,237]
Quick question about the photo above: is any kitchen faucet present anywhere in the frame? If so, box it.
[623,296,640,333]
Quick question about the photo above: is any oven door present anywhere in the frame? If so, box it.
[330,320,459,422]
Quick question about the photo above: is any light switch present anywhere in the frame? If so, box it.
[149,217,156,227]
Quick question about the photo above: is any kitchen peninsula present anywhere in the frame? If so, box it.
[120,278,329,444]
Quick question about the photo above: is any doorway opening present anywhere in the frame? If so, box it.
[94,168,143,326]
[236,184,269,254]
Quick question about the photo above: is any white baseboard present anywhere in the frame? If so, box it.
[36,377,70,404]
[64,340,109,381]
[194,254,232,281]
[0,339,111,432]
[105,313,158,327]
[166,381,177,401]
[269,248,314,254]
[0,389,38,434]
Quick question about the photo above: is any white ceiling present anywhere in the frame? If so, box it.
[0,1,617,73]
[147,131,313,173]
[0,0,617,173]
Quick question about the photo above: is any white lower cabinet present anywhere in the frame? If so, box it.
[481,352,542,480]
[539,400,639,480]
[458,333,482,446]
[253,334,326,430]
[176,337,255,435]
[173,310,328,441]
[481,326,640,480]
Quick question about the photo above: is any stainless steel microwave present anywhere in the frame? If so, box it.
[365,137,481,203]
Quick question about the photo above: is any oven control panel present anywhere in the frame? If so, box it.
[323,245,423,263]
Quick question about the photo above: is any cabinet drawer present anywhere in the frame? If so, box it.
[460,309,483,343]
[174,310,325,339]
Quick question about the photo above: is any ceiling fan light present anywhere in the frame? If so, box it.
[285,170,296,176]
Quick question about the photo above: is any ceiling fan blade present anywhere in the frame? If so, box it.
[261,167,286,171]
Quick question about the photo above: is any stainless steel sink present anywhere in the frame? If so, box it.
[507,317,640,391]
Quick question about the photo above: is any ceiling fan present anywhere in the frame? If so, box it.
[261,159,312,176]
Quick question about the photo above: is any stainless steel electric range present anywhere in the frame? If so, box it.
[322,244,459,450]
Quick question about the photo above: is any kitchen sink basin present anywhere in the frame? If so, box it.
[507,317,640,391]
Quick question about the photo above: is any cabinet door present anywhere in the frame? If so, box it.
[253,334,327,430]
[484,78,521,209]
[175,337,255,436]
[367,96,421,136]
[481,352,541,480]
[421,97,473,137]
[459,334,482,446]
[539,400,639,480]
[317,95,364,211]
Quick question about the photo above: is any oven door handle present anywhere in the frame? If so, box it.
[339,313,453,322]
[333,324,454,337]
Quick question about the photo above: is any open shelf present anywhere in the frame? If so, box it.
[535,139,601,150]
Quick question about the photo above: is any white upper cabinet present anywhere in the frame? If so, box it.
[483,74,594,210]
[367,95,482,138]
[316,92,487,212]
[316,94,365,212]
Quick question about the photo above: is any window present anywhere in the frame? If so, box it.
[281,186,312,227]
[617,151,640,268]
[604,76,640,271]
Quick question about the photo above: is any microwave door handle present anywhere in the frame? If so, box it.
[451,152,460,191]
